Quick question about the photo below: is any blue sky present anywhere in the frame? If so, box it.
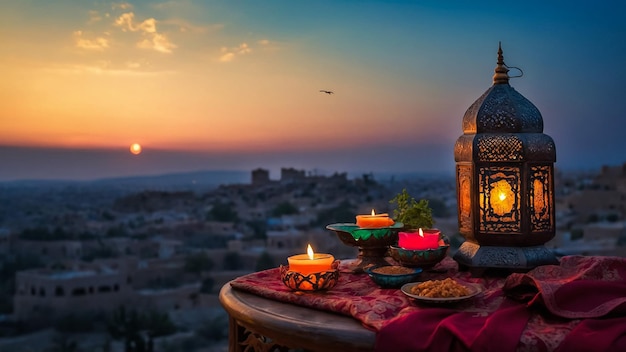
[0,1,624,180]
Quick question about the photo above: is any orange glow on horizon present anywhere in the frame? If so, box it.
[0,59,442,154]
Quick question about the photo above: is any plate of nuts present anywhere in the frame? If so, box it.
[401,278,481,304]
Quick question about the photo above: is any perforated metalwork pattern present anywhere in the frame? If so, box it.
[462,84,544,135]
[525,134,557,161]
[462,89,490,133]
[477,85,543,133]
[477,135,523,162]
[514,93,544,132]
[477,87,520,132]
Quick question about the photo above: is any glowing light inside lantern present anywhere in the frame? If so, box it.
[490,179,515,216]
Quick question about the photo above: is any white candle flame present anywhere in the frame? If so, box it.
[371,209,376,216]
[419,228,424,237]
[307,244,314,260]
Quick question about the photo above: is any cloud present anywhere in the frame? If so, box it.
[237,43,251,54]
[88,10,102,24]
[114,12,135,32]
[76,3,225,58]
[138,33,177,53]
[112,2,133,10]
[114,12,176,53]
[44,61,174,76]
[137,18,157,33]
[219,51,235,63]
[73,31,110,51]
[257,38,282,52]
[162,18,223,34]
[219,43,252,62]
[114,12,157,34]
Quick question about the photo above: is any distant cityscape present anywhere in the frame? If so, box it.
[0,163,625,351]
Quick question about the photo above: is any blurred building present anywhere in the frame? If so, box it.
[14,258,134,323]
[13,256,198,324]
[280,167,306,183]
[565,163,626,223]
[251,168,270,185]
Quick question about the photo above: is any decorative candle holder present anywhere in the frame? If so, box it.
[279,262,340,291]
[326,223,403,273]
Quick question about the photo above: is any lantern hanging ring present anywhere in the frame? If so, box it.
[505,64,523,79]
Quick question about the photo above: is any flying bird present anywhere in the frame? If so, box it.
[319,90,334,95]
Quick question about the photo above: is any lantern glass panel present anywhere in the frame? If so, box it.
[529,165,554,232]
[478,166,521,233]
[457,165,472,234]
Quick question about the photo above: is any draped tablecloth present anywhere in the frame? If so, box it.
[229,256,626,352]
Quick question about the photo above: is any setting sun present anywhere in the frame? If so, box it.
[130,143,142,155]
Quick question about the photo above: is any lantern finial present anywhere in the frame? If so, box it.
[493,42,510,85]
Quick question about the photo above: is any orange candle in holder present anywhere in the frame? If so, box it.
[287,244,335,275]
[356,209,395,228]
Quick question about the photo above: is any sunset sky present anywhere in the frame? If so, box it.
[1,1,625,181]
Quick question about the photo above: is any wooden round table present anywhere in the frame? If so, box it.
[219,282,376,352]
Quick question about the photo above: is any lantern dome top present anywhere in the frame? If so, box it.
[461,43,544,134]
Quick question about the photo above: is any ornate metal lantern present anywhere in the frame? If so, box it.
[453,44,559,273]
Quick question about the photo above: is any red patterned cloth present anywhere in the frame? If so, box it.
[503,255,626,318]
[229,256,626,352]
[230,259,437,331]
[376,299,530,352]
[503,255,626,352]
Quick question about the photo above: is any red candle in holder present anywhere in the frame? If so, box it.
[356,209,395,228]
[287,244,335,275]
[398,228,440,250]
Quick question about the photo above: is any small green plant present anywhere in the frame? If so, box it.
[390,189,434,229]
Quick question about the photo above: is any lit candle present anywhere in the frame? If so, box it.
[398,228,440,250]
[356,209,395,228]
[287,244,335,275]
